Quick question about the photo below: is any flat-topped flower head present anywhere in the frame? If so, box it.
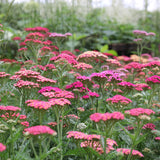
[25,100,52,110]
[82,91,100,99]
[73,62,93,70]
[76,76,91,85]
[0,72,10,78]
[0,105,21,112]
[24,125,57,136]
[36,75,56,84]
[155,137,160,141]
[14,80,40,89]
[106,95,132,105]
[41,90,74,99]
[124,62,143,70]
[0,143,6,152]
[77,51,108,63]
[117,148,144,158]
[26,32,45,40]
[10,69,40,80]
[50,53,77,65]
[143,123,155,130]
[24,26,49,33]
[80,138,117,154]
[117,81,136,90]
[90,112,124,123]
[125,108,155,117]
[44,64,56,70]
[49,98,71,107]
[134,83,151,91]
[49,32,72,38]
[90,72,108,84]
[145,75,160,84]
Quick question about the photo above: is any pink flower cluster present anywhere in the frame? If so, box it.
[49,32,72,37]
[124,62,143,70]
[41,90,74,99]
[36,75,57,84]
[0,143,6,152]
[24,125,57,136]
[133,30,155,37]
[134,83,151,91]
[77,51,108,62]
[142,123,155,130]
[117,81,135,89]
[81,138,118,154]
[18,47,28,52]
[14,80,40,88]
[45,64,56,70]
[49,98,71,107]
[82,91,100,99]
[90,112,124,122]
[143,61,160,68]
[155,137,160,141]
[145,75,160,84]
[64,114,80,120]
[12,36,21,41]
[10,69,40,80]
[0,105,21,112]
[61,50,77,58]
[73,62,93,70]
[67,131,100,140]
[38,86,61,93]
[106,95,132,105]
[116,148,144,157]
[31,65,47,71]
[50,53,77,65]
[125,108,155,117]
[26,32,45,40]
[24,26,49,33]
[0,72,10,78]
[25,100,52,110]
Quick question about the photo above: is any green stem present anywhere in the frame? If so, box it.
[30,138,38,159]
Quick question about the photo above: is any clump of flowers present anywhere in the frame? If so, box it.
[116,148,144,158]
[40,89,74,99]
[24,26,49,33]
[142,123,155,130]
[90,112,124,123]
[76,51,108,63]
[106,95,132,111]
[125,108,155,117]
[25,100,52,110]
[24,125,57,136]
[134,83,151,91]
[50,53,77,65]
[82,91,100,99]
[49,98,71,107]
[14,80,40,89]
[81,138,118,154]
[0,72,10,78]
[117,81,136,90]
[145,75,160,84]
[73,62,93,70]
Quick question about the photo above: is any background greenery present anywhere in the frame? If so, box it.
[0,0,160,58]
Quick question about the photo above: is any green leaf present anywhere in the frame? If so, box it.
[106,50,118,56]
[100,44,109,53]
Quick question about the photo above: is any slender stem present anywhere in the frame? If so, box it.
[30,138,38,159]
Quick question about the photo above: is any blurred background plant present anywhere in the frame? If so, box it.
[0,0,160,59]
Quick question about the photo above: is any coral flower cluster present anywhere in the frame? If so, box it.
[90,112,124,122]
[49,98,71,107]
